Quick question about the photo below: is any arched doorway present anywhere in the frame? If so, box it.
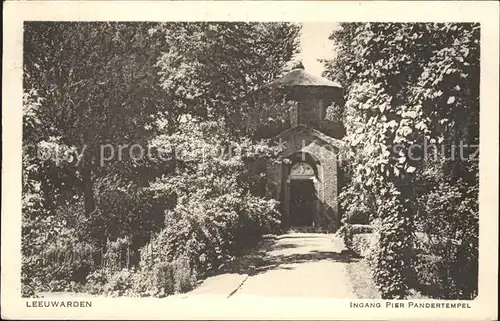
[284,154,321,229]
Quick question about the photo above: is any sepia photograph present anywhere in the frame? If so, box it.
[2,1,498,320]
[19,18,481,299]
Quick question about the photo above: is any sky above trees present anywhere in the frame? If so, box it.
[298,22,339,76]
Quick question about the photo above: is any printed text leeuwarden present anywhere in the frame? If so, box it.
[26,300,92,308]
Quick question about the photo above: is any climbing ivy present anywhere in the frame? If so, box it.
[326,23,479,298]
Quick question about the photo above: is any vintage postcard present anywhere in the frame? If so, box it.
[2,1,499,320]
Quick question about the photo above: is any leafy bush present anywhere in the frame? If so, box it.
[149,262,175,297]
[364,229,381,268]
[327,22,479,299]
[413,162,478,299]
[236,194,282,246]
[92,174,166,251]
[84,269,108,294]
[339,188,373,225]
[21,284,38,298]
[351,233,374,257]
[123,254,197,297]
[120,117,283,296]
[101,237,132,271]
[84,269,135,297]
[413,254,447,296]
[351,224,373,234]
[103,269,135,297]
[140,190,280,278]
[336,223,374,248]
[21,22,300,297]
[337,223,375,257]
[172,255,198,293]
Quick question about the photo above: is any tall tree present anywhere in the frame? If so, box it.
[22,21,302,294]
[154,22,301,135]
[23,22,168,216]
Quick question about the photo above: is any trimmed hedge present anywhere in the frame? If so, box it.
[351,233,374,257]
[336,224,374,257]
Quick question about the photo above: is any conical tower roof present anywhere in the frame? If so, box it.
[265,68,342,89]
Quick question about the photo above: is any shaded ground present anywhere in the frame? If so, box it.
[185,232,362,298]
[39,233,381,299]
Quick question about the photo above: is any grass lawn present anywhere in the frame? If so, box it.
[345,256,429,299]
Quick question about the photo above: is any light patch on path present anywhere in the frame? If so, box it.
[181,273,249,298]
[184,233,358,299]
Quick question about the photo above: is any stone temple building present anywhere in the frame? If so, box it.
[263,68,344,232]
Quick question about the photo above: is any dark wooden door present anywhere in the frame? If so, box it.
[289,179,315,227]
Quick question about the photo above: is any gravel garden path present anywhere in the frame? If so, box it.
[183,233,359,298]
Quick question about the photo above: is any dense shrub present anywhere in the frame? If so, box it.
[326,23,479,299]
[22,116,282,297]
[364,229,381,268]
[141,188,281,279]
[413,254,447,296]
[339,189,373,226]
[336,224,373,251]
[351,233,374,257]
[84,269,135,297]
[122,118,283,295]
[125,254,197,297]
[21,22,300,297]
[412,162,479,299]
[92,174,167,251]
